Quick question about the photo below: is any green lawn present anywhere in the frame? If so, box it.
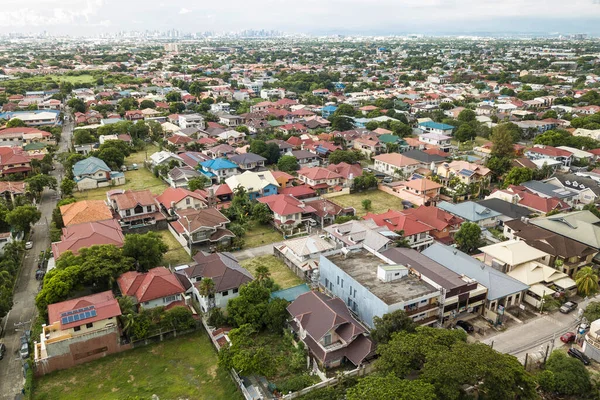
[241,255,303,289]
[157,229,192,267]
[244,221,283,249]
[33,331,242,400]
[49,74,96,84]
[126,145,160,165]
[332,190,404,216]
[74,168,167,200]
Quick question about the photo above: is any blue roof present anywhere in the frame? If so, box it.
[322,105,338,112]
[437,201,502,222]
[73,156,111,176]
[270,284,310,302]
[418,121,455,131]
[422,243,529,301]
[200,158,237,171]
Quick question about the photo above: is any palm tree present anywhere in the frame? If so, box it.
[576,266,599,297]
[255,265,271,282]
[198,278,216,312]
[121,313,135,336]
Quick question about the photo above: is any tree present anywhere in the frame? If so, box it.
[490,123,516,158]
[362,199,372,211]
[454,123,476,142]
[6,118,26,128]
[198,278,216,312]
[347,374,436,400]
[575,266,598,297]
[129,120,150,140]
[25,174,57,199]
[73,130,95,145]
[277,155,299,173]
[60,178,76,197]
[538,351,591,397]
[6,205,41,234]
[187,176,210,191]
[583,203,600,219]
[583,301,600,323]
[352,172,378,191]
[454,222,482,253]
[502,167,533,188]
[371,309,417,344]
[328,150,360,164]
[252,202,272,224]
[139,100,156,109]
[227,281,271,329]
[122,232,169,272]
[67,98,86,113]
[457,109,476,123]
[330,115,354,131]
[264,297,289,334]
[166,91,182,102]
[35,266,81,316]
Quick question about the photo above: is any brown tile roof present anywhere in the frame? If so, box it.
[60,200,113,227]
[118,267,185,303]
[184,251,253,292]
[51,219,124,259]
[110,189,156,210]
[175,208,230,232]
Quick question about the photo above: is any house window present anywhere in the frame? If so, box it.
[74,326,81,332]
[341,279,344,288]
[146,206,152,212]
[515,293,520,303]
[323,334,332,346]
[222,290,229,296]
[337,276,340,285]
[233,288,238,294]
[186,198,191,205]
[490,301,496,310]
[86,322,94,329]
[163,295,176,303]
[325,278,329,288]
[144,301,149,305]
[125,209,131,216]
[353,289,357,298]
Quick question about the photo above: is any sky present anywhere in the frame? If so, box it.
[1,0,600,36]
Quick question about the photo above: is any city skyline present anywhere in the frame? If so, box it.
[1,0,600,36]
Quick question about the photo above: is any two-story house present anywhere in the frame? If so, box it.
[258,194,316,228]
[437,201,501,228]
[297,167,343,195]
[108,189,162,229]
[353,137,385,158]
[290,150,320,168]
[34,291,124,375]
[418,121,454,135]
[118,267,187,310]
[72,156,111,191]
[274,235,337,280]
[436,160,492,186]
[401,205,463,244]
[418,132,452,152]
[170,208,234,251]
[225,170,279,200]
[228,153,267,172]
[199,158,239,183]
[324,219,399,253]
[178,251,253,312]
[149,151,184,169]
[319,249,441,328]
[179,114,205,130]
[327,162,363,188]
[218,114,243,127]
[155,187,207,216]
[525,145,573,167]
[363,209,434,251]
[373,153,421,178]
[287,291,375,369]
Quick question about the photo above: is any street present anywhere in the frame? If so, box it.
[0,115,70,399]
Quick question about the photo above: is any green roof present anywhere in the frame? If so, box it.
[378,134,402,144]
[268,120,287,127]
[23,142,47,151]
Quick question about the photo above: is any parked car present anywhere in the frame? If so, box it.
[0,343,6,360]
[382,177,393,183]
[25,241,33,250]
[19,343,29,359]
[567,348,590,365]
[560,332,576,343]
[560,301,578,314]
[456,320,475,333]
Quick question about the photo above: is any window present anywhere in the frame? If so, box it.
[144,301,149,305]
[74,326,81,332]
[146,206,152,212]
[186,198,191,205]
[354,289,357,298]
[341,279,344,288]
[125,209,131,216]
[86,322,94,329]
[163,295,176,303]
[515,293,520,303]
[490,301,496,310]
[325,278,329,288]
[233,288,238,294]
[323,334,332,346]
[222,290,229,296]
[337,276,340,285]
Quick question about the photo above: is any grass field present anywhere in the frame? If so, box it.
[157,229,192,267]
[126,144,160,164]
[48,74,96,84]
[332,190,404,216]
[241,255,303,289]
[74,168,167,200]
[244,221,283,249]
[33,331,242,400]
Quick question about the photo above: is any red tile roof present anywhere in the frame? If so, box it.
[110,189,156,209]
[258,194,316,216]
[118,267,186,303]
[401,205,463,231]
[298,167,342,181]
[48,290,121,330]
[155,187,207,209]
[51,219,124,259]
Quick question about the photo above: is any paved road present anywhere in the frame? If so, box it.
[0,187,57,399]
[481,295,600,362]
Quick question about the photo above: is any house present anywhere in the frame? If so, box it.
[401,150,447,167]
[178,151,212,169]
[319,249,440,328]
[422,243,529,325]
[364,209,434,251]
[544,173,600,205]
[382,248,488,322]
[274,235,337,280]
[218,114,243,127]
[401,205,463,244]
[297,167,343,195]
[178,114,205,130]
[373,153,421,178]
[60,200,113,227]
[287,291,375,369]
[149,151,184,168]
[486,186,571,215]
[199,158,239,182]
[290,150,320,168]
[155,187,207,215]
[353,137,385,158]
[556,146,594,163]
[166,166,203,189]
[0,180,26,203]
[418,133,452,152]
[271,170,295,189]
[258,194,316,228]
[216,129,246,145]
[324,219,399,253]
[266,139,293,156]
[304,198,355,227]
[124,110,144,121]
[437,201,501,227]
[418,121,454,135]
[520,180,577,205]
[504,219,597,277]
[169,208,234,251]
[0,146,32,177]
[108,189,163,229]
[475,199,532,224]
[118,267,187,310]
[225,170,279,200]
[479,240,551,273]
[525,145,573,167]
[227,153,267,171]
[327,162,363,187]
[436,161,492,186]
[179,251,253,312]
[34,291,124,375]
[72,156,123,191]
[530,210,600,250]
[51,220,124,260]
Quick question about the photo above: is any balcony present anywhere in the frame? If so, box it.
[415,316,439,326]
[405,302,438,316]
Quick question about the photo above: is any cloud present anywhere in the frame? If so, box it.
[0,0,104,27]
[179,7,192,14]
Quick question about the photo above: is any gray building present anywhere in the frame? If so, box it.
[319,249,440,328]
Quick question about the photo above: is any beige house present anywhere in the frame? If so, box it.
[373,153,421,178]
[436,160,491,185]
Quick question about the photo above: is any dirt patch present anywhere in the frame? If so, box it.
[127,375,135,383]
[207,365,217,378]
[68,377,77,384]
[111,387,119,392]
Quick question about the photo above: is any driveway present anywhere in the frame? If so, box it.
[231,242,278,261]
[0,187,56,399]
